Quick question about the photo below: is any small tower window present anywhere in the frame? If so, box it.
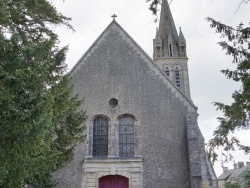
[174,67,181,88]
[119,116,135,157]
[93,116,109,157]
[165,67,170,76]
[180,46,186,57]
[169,43,173,57]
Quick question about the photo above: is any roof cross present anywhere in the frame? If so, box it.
[111,14,117,21]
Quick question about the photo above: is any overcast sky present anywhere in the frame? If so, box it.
[52,0,250,176]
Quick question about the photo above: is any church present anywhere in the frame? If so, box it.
[54,0,218,187]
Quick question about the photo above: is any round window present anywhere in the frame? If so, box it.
[109,98,118,108]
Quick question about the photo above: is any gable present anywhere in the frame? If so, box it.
[70,21,196,111]
[69,20,197,187]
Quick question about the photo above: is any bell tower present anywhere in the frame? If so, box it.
[153,0,191,98]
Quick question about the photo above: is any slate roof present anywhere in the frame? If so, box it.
[218,165,250,181]
[217,169,234,180]
[230,166,248,179]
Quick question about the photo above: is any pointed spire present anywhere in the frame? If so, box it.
[155,27,160,40]
[178,27,187,57]
[153,27,163,58]
[158,0,179,57]
[178,27,186,42]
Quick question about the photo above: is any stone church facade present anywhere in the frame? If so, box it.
[54,1,218,187]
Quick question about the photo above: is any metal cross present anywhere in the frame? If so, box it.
[111,14,117,21]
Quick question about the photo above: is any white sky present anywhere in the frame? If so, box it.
[52,0,250,176]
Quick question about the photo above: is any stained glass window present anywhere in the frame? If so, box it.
[119,116,135,157]
[175,67,181,88]
[93,117,109,157]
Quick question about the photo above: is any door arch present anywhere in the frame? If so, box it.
[99,175,129,188]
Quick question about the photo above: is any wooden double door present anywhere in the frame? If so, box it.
[99,175,129,188]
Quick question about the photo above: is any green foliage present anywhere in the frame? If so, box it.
[206,17,250,163]
[244,171,250,188]
[224,182,241,188]
[0,0,86,187]
[146,0,160,15]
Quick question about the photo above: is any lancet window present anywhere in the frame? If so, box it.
[165,66,170,76]
[119,116,135,157]
[169,43,173,57]
[93,116,109,157]
[174,67,181,88]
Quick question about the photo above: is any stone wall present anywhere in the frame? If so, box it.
[187,113,218,188]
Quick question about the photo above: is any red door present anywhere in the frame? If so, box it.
[99,175,128,188]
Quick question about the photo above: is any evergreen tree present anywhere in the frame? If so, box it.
[224,182,241,188]
[0,0,86,187]
[243,171,250,188]
[206,18,250,162]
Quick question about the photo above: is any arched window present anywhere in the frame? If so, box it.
[93,116,109,157]
[169,43,173,57]
[165,66,170,76]
[119,116,135,157]
[174,67,181,88]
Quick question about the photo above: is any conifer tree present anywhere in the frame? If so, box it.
[244,171,250,188]
[0,0,86,187]
[206,18,250,162]
[224,182,241,188]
